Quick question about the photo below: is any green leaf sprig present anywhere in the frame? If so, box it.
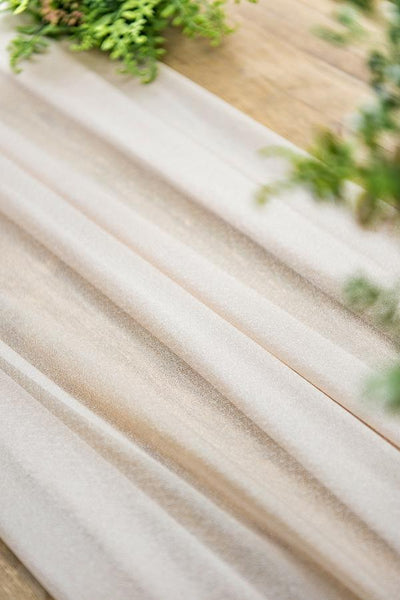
[3,0,254,81]
[260,0,400,227]
[345,276,400,412]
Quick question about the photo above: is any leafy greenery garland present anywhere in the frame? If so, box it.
[3,0,252,81]
[260,0,400,412]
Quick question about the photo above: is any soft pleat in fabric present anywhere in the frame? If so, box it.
[0,20,400,600]
[2,121,400,448]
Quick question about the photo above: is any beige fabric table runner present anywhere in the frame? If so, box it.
[0,20,400,600]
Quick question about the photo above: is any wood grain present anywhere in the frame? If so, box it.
[163,0,372,147]
[0,0,373,596]
[0,540,51,599]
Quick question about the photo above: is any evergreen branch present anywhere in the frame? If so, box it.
[4,0,254,80]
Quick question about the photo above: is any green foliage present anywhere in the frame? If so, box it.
[257,132,356,204]
[8,26,50,72]
[261,0,400,226]
[367,364,400,411]
[345,276,400,411]
[345,276,400,344]
[346,0,374,9]
[259,1,400,413]
[314,5,367,46]
[3,0,251,81]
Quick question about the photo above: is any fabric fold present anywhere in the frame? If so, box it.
[0,41,398,302]
[1,155,399,570]
[104,60,400,276]
[1,121,399,449]
[1,368,273,600]
[0,341,367,600]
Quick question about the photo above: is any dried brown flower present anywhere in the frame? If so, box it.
[41,0,82,26]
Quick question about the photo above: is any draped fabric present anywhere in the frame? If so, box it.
[0,19,400,600]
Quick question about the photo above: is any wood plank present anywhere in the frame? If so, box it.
[0,540,52,599]
[163,0,373,146]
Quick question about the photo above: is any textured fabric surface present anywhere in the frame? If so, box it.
[0,19,400,600]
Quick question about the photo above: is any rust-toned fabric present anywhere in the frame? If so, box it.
[0,21,399,600]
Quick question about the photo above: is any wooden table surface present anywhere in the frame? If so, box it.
[165,0,372,147]
[0,0,371,597]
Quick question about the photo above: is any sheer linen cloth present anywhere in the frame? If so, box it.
[0,20,400,600]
